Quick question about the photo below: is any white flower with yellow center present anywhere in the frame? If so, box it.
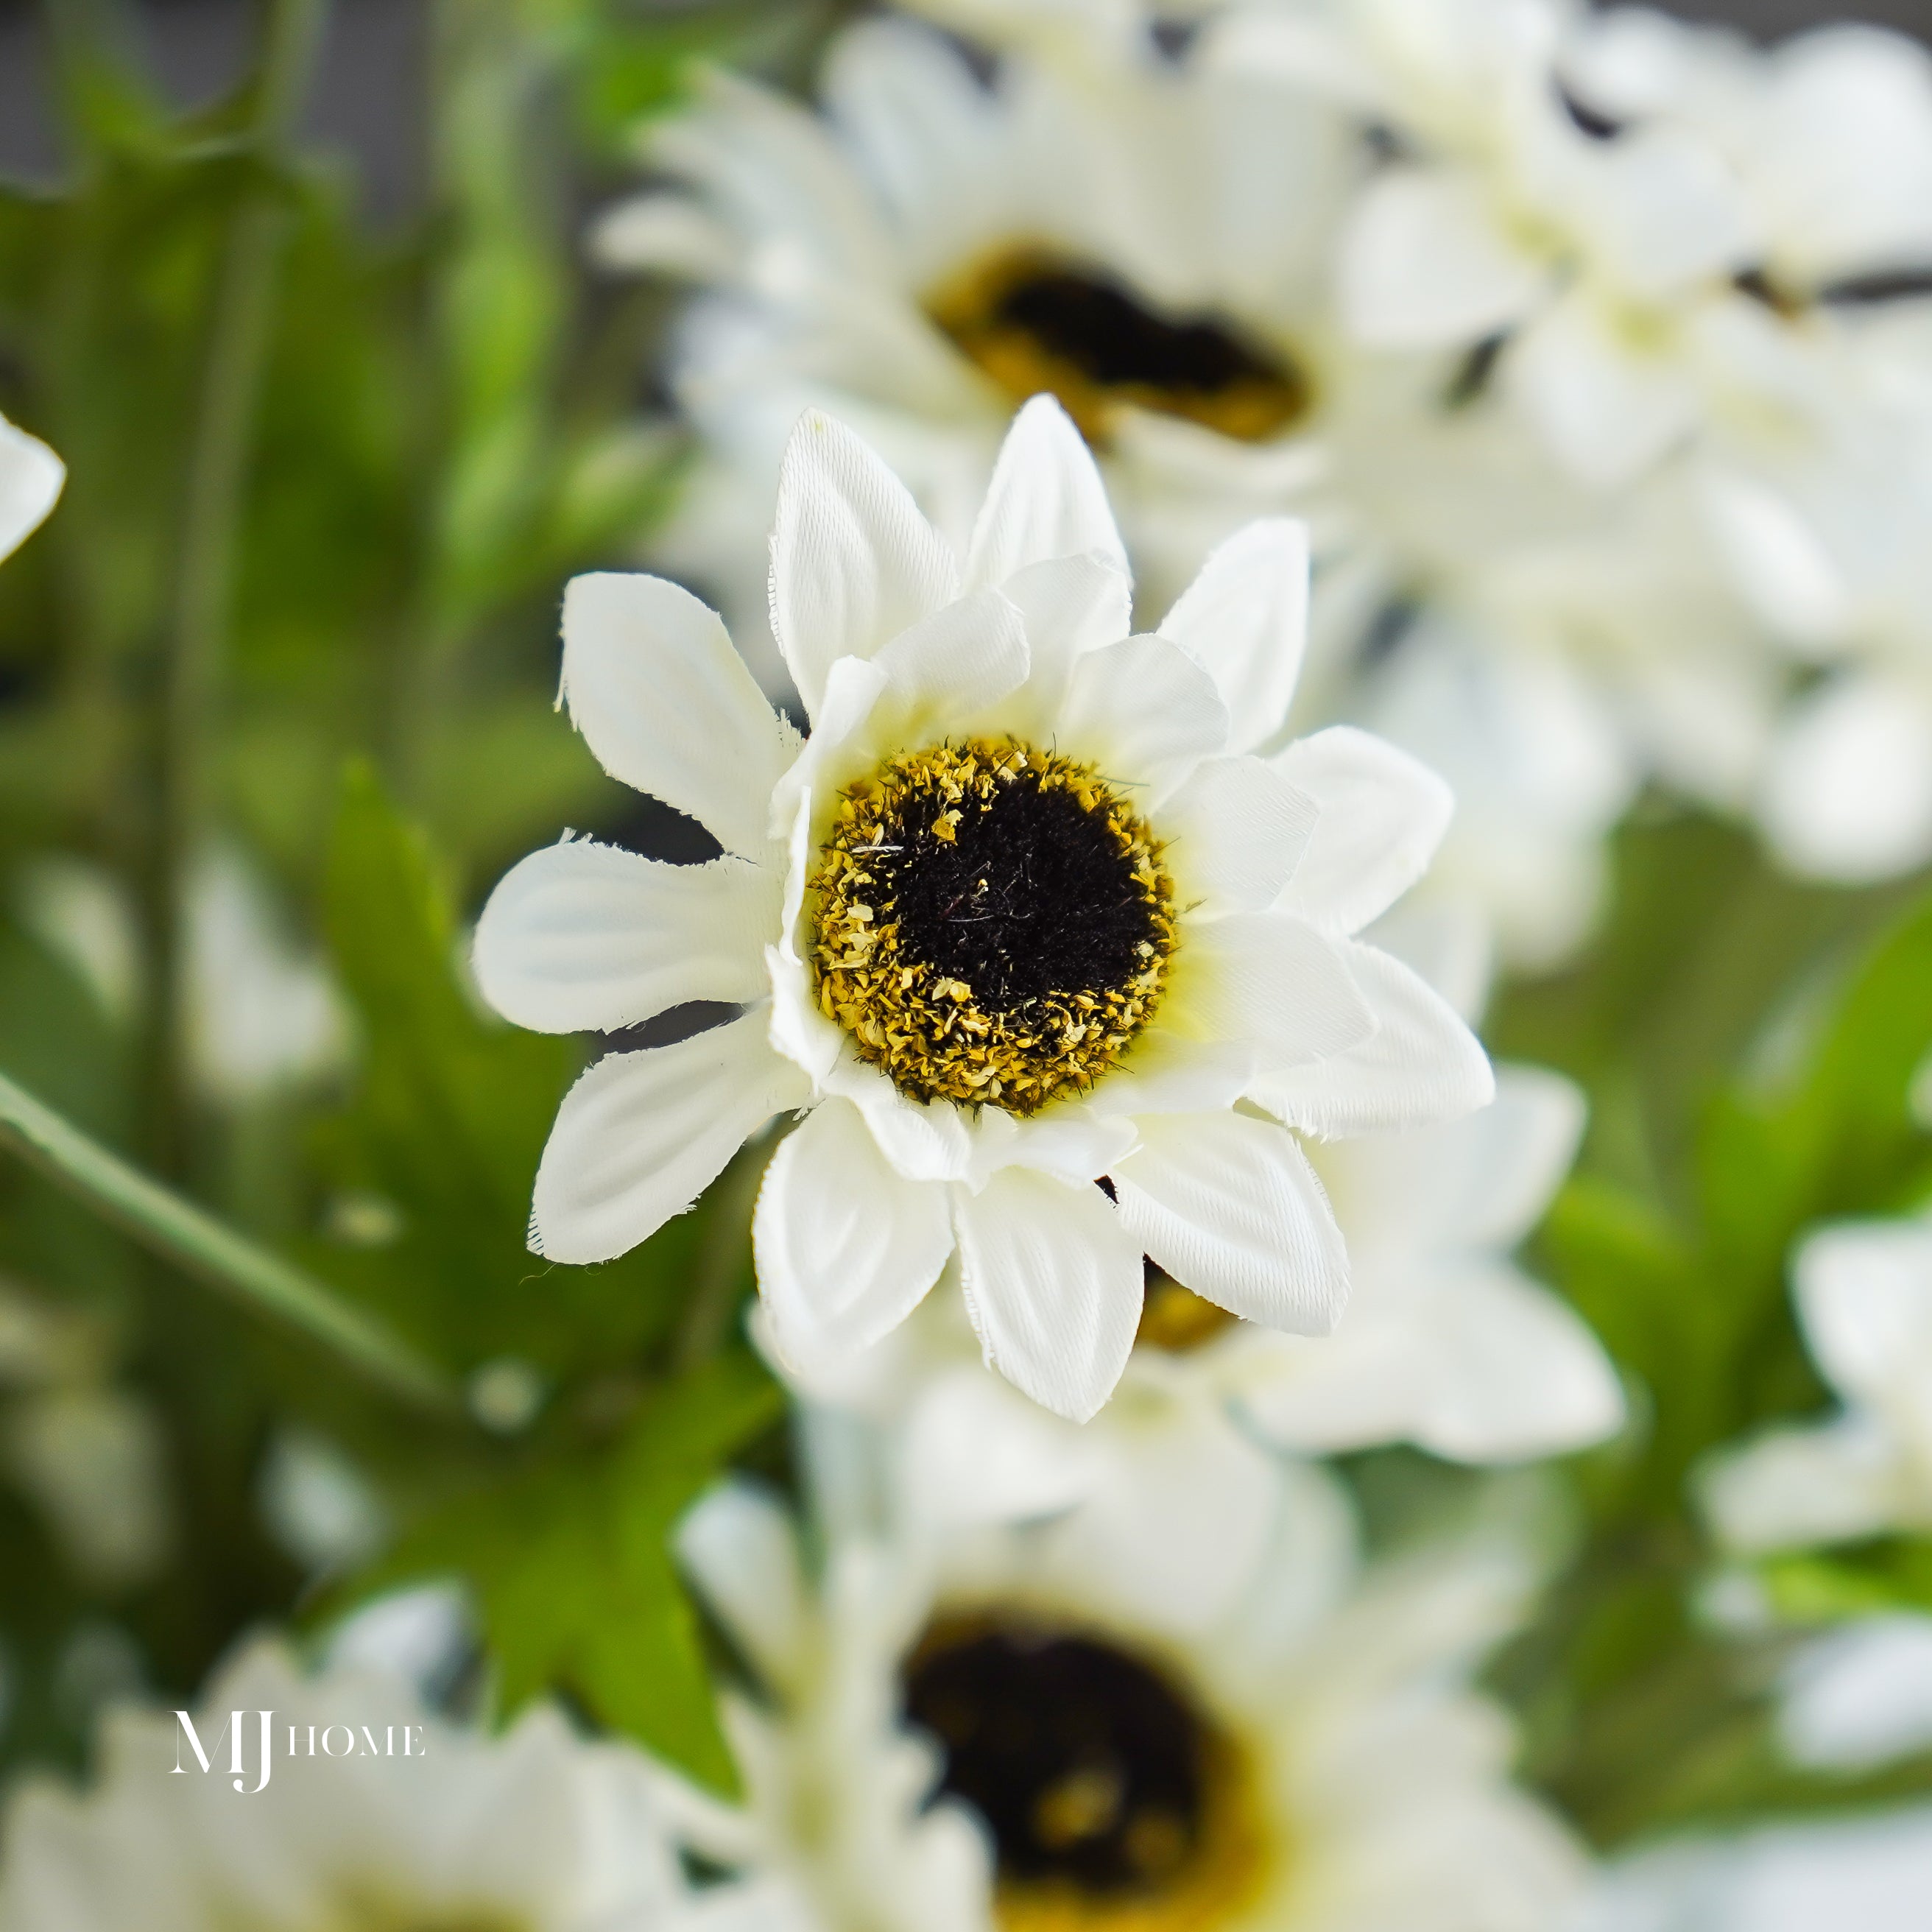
[656,1473,1587,1932]
[765,1059,1621,1632]
[0,1640,788,1932]
[597,12,1361,683]
[1701,1213,1932,1555]
[476,400,1490,1422]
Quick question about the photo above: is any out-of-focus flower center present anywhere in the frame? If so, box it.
[1136,1270,1237,1354]
[809,738,1174,1114]
[903,1617,1269,1931]
[928,245,1311,448]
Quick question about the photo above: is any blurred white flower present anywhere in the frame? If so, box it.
[13,859,143,1026]
[597,11,1359,680]
[476,401,1489,1422]
[1563,15,1932,300]
[0,413,63,565]
[1701,1213,1932,1554]
[181,845,351,1106]
[663,1469,1586,1932]
[1776,1615,1932,1774]
[0,1641,776,1932]
[0,1280,171,1593]
[770,1061,1619,1629]
[255,1426,388,1578]
[1570,1803,1932,1932]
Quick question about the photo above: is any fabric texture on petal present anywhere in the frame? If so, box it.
[755,1098,955,1364]
[965,395,1128,593]
[1272,725,1453,936]
[1157,518,1310,755]
[769,409,960,719]
[1113,1111,1350,1336]
[1055,633,1230,808]
[531,1009,808,1263]
[1160,756,1318,916]
[474,842,778,1034]
[1247,940,1494,1136]
[1177,912,1376,1069]
[560,574,795,861]
[953,1168,1142,1422]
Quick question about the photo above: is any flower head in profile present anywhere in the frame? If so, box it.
[476,398,1490,1421]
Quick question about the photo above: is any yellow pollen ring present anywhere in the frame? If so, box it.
[807,738,1176,1116]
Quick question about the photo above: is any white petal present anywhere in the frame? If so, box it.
[0,417,63,563]
[1157,518,1310,754]
[994,553,1132,733]
[754,1098,954,1361]
[1057,634,1229,808]
[964,1105,1138,1191]
[1247,940,1494,1136]
[1760,672,1932,884]
[900,1366,1100,1525]
[1407,1263,1626,1462]
[1795,1219,1932,1408]
[530,1010,808,1263]
[1448,1065,1587,1249]
[560,574,794,861]
[1176,912,1375,1069]
[1161,756,1317,917]
[768,410,960,720]
[474,842,777,1034]
[1701,1420,1909,1554]
[965,395,1127,595]
[819,1051,975,1183]
[1340,166,1549,348]
[674,1481,809,1693]
[1698,465,1852,653]
[953,1169,1142,1422]
[1113,1113,1348,1335]
[870,588,1030,741]
[1272,725,1453,935]
[1507,290,1699,487]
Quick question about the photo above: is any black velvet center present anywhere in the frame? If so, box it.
[994,264,1291,403]
[873,769,1156,1012]
[905,1625,1208,1894]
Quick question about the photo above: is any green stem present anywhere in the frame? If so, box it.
[0,1068,458,1415]
[150,0,328,1168]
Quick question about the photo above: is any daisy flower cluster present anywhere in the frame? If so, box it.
[5,4,1932,1932]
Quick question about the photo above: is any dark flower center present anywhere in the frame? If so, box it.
[904,1618,1266,1929]
[929,245,1311,447]
[811,740,1174,1113]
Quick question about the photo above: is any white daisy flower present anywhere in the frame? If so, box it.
[766,1061,1621,1631]
[1700,1212,1932,1555]
[0,1639,789,1932]
[0,412,63,565]
[1224,0,1770,490]
[475,400,1491,1422]
[660,1469,1587,1932]
[596,12,1361,684]
[1562,13,1932,303]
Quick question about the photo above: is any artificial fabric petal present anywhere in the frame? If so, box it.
[1272,725,1454,936]
[531,1010,808,1263]
[559,574,796,861]
[1157,518,1310,754]
[769,410,959,719]
[1160,755,1318,916]
[755,1098,955,1362]
[1113,1110,1350,1334]
[964,395,1128,593]
[474,842,778,1034]
[953,1168,1142,1422]
[1247,940,1494,1136]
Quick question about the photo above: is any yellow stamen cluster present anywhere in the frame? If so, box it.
[808,738,1176,1115]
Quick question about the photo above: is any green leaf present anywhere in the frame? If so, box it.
[314,765,697,1376]
[363,1350,782,1788]
[1760,1540,1932,1622]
